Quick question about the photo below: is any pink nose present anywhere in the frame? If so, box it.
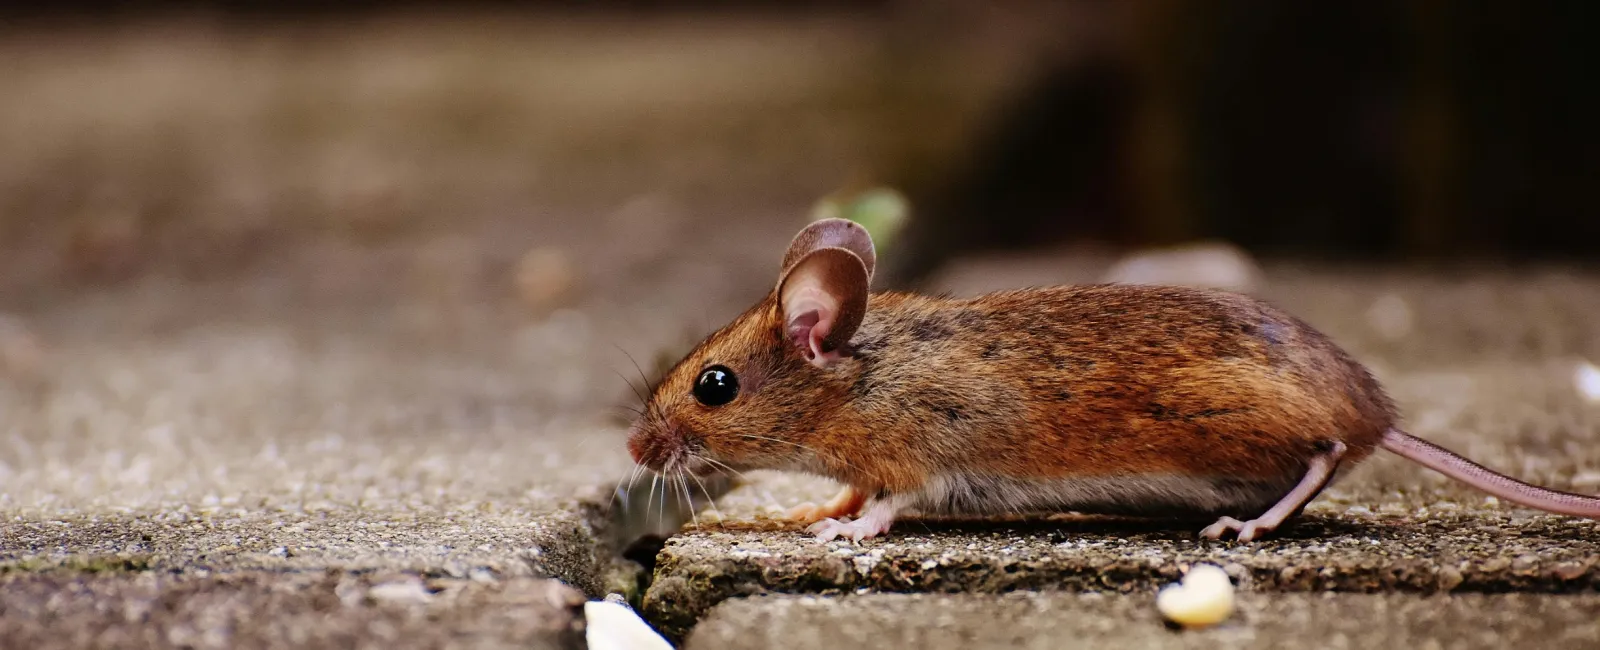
[627,421,679,470]
[626,423,651,466]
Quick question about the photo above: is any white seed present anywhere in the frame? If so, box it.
[585,600,672,650]
[1156,564,1235,629]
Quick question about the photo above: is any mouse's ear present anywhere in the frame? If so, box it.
[777,247,869,368]
[782,218,876,281]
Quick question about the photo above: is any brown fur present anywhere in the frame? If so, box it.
[628,282,1398,506]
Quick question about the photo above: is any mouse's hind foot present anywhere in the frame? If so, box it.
[1198,441,1347,542]
[1199,516,1270,541]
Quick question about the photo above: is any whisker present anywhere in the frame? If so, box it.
[615,344,657,397]
[656,473,668,530]
[611,368,648,406]
[648,473,661,527]
[626,463,644,494]
[677,472,699,529]
[685,467,722,529]
[699,457,750,483]
[610,464,643,512]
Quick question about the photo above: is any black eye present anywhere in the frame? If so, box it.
[693,365,739,407]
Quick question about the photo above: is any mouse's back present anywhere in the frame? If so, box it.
[831,283,1396,513]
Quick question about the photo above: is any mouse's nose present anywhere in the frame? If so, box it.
[626,422,651,466]
[627,421,674,470]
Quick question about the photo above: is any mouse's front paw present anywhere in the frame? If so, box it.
[806,516,890,543]
[786,502,828,524]
[786,486,865,525]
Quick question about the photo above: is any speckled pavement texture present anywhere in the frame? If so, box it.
[0,570,586,650]
[685,592,1600,650]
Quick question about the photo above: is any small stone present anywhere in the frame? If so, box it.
[367,576,434,605]
[1366,293,1414,341]
[1571,471,1600,490]
[1552,561,1588,581]
[1101,241,1263,293]
[1574,360,1600,403]
[1436,566,1464,591]
[515,248,579,313]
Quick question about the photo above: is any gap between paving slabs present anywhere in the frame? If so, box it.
[640,510,1600,643]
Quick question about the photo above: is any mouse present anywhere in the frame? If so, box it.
[627,218,1600,542]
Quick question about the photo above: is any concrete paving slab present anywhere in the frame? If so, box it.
[645,511,1600,641]
[0,569,586,650]
[684,591,1600,650]
[0,302,635,594]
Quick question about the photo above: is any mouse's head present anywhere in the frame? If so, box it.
[627,218,876,478]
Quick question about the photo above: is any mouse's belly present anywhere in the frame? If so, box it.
[910,472,1300,518]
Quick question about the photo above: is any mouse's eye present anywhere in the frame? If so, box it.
[693,365,739,407]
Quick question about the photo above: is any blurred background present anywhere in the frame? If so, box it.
[1,1,1598,506]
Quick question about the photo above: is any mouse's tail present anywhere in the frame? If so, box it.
[1381,428,1600,519]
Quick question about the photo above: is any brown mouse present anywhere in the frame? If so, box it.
[627,218,1600,542]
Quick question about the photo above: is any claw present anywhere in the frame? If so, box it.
[1198,516,1270,542]
[807,516,889,542]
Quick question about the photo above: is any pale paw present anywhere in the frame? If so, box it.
[806,516,889,543]
[1199,516,1273,542]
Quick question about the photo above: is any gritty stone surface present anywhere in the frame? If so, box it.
[0,298,635,594]
[0,569,586,650]
[1,502,608,595]
[684,592,1600,650]
[646,511,1600,641]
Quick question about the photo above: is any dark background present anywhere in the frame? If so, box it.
[0,0,1595,296]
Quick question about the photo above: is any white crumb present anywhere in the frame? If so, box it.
[1156,563,1236,629]
[585,600,673,650]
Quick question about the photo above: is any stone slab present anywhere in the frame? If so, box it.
[644,511,1600,641]
[0,569,586,650]
[685,591,1600,650]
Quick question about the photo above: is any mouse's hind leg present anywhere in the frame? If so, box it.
[1201,441,1347,542]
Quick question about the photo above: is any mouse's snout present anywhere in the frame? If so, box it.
[626,417,687,472]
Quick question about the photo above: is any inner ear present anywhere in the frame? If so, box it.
[776,247,869,367]
[782,218,876,281]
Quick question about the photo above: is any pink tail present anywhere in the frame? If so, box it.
[1381,429,1600,519]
